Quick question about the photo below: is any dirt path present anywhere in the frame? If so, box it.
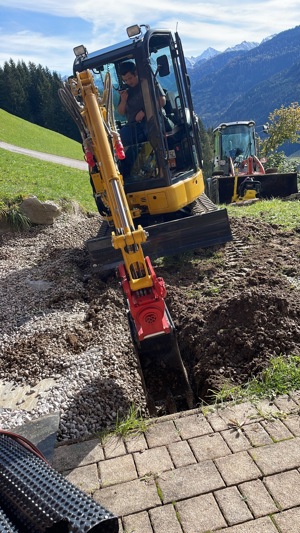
[0,141,88,170]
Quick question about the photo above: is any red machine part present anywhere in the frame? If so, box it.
[118,257,171,341]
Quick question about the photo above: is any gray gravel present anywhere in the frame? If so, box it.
[0,209,146,442]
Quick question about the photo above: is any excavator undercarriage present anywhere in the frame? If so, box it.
[60,24,232,415]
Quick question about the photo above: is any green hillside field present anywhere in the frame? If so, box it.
[0,110,96,212]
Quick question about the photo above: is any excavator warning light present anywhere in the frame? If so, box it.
[73,45,88,58]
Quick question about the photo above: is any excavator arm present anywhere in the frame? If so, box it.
[63,70,193,414]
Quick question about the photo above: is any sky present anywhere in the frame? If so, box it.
[0,1,300,76]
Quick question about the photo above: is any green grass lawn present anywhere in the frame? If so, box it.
[226,197,300,230]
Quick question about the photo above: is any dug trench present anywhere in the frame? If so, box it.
[0,210,300,441]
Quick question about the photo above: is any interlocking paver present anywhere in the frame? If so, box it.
[157,460,224,503]
[99,454,137,487]
[221,427,252,452]
[53,438,104,471]
[218,516,279,532]
[272,506,300,533]
[63,463,99,493]
[218,401,259,425]
[176,493,227,533]
[215,451,261,485]
[123,511,153,533]
[174,412,212,439]
[93,477,161,516]
[243,422,273,447]
[50,399,300,533]
[149,503,182,533]
[145,420,180,447]
[206,409,229,431]
[273,394,298,413]
[282,415,300,437]
[103,435,127,459]
[238,479,278,517]
[168,440,196,468]
[255,399,280,417]
[214,486,253,525]
[261,419,293,441]
[124,433,148,453]
[189,432,232,461]
[134,446,173,477]
[264,470,300,510]
[249,437,300,475]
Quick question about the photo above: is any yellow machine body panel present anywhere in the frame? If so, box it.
[127,170,204,215]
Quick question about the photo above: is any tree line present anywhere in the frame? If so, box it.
[0,59,81,142]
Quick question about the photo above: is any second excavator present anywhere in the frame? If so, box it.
[59,23,232,415]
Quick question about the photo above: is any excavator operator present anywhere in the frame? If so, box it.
[117,61,166,177]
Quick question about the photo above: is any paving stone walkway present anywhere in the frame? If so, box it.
[52,393,300,532]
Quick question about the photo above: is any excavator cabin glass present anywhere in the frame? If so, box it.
[213,121,257,174]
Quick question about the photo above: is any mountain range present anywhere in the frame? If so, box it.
[185,40,261,67]
[187,25,300,154]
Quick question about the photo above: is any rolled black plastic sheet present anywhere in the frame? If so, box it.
[0,434,119,533]
[0,506,20,532]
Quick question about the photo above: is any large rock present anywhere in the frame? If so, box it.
[20,196,61,225]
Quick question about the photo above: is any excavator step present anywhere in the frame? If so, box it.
[87,197,232,273]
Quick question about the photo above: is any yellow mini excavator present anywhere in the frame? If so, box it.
[59,24,232,415]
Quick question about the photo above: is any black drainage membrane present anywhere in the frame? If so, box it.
[0,434,118,533]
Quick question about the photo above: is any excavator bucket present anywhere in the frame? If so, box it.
[210,172,298,205]
[128,306,194,416]
[87,195,232,274]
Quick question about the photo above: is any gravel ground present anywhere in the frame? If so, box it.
[0,209,147,442]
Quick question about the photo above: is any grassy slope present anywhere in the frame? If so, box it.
[0,109,83,159]
[0,109,96,211]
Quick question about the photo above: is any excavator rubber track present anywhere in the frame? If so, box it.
[87,193,232,273]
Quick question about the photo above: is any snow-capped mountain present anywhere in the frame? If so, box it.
[185,38,271,68]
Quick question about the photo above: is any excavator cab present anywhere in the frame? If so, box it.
[74,25,203,200]
[213,121,258,175]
